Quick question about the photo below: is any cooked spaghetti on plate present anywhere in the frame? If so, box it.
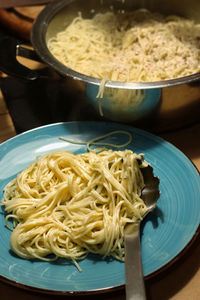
[1,149,147,271]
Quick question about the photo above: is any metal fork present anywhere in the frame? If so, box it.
[125,165,160,300]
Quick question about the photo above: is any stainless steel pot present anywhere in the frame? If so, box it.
[1,0,200,131]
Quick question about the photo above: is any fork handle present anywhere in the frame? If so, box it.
[125,223,147,300]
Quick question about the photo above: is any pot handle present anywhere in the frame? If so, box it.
[0,36,39,81]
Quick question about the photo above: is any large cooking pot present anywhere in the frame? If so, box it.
[0,0,200,131]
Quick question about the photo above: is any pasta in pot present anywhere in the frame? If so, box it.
[48,9,200,82]
[1,149,147,271]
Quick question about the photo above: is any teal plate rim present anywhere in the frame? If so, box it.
[0,121,199,296]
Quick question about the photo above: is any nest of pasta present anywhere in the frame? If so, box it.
[1,149,147,270]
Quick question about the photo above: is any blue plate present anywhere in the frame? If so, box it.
[0,121,199,294]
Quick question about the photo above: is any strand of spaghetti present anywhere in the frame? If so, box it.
[86,130,132,152]
[98,98,104,117]
[96,78,107,99]
[93,78,107,116]
[59,130,132,152]
[5,214,18,231]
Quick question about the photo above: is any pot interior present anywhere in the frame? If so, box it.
[31,0,200,89]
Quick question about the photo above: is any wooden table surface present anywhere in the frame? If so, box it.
[0,86,200,300]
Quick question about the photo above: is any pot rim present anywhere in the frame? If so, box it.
[31,0,200,89]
